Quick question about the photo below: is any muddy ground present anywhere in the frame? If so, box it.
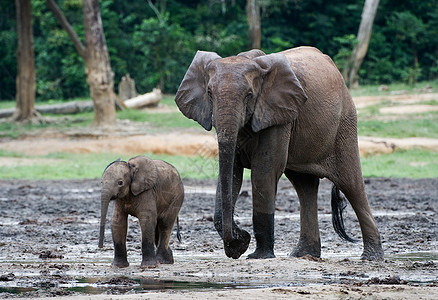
[0,177,437,299]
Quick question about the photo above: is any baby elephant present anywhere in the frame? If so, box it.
[98,155,184,268]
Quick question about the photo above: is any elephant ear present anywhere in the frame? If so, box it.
[128,156,158,196]
[251,53,308,133]
[175,51,221,131]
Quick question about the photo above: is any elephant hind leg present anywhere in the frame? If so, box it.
[331,166,384,260]
[331,184,359,243]
[285,170,321,258]
[155,220,175,264]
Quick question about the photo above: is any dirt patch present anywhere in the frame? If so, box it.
[353,92,438,108]
[379,105,438,115]
[0,132,218,157]
[0,177,437,299]
[0,157,64,167]
[0,125,437,160]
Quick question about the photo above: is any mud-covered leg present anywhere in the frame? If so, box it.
[331,125,383,260]
[111,203,129,267]
[214,162,250,259]
[247,125,290,259]
[336,179,384,260]
[246,167,278,259]
[138,213,158,268]
[285,170,321,258]
[155,218,176,264]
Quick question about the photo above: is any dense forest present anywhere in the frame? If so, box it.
[1,0,437,101]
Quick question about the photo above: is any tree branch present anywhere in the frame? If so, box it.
[46,0,88,60]
[147,0,163,23]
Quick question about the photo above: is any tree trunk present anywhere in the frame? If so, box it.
[13,0,41,124]
[246,0,261,49]
[47,0,116,127]
[345,0,380,88]
[83,0,116,126]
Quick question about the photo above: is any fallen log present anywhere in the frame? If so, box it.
[124,88,162,109]
[0,101,93,118]
[0,89,162,118]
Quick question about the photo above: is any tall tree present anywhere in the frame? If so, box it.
[13,0,41,123]
[344,0,380,88]
[46,0,116,126]
[246,0,261,49]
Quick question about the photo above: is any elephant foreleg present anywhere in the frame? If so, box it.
[248,171,278,259]
[111,205,129,268]
[138,213,158,268]
[285,170,321,258]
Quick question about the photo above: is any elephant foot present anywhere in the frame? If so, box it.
[247,248,275,259]
[112,258,129,268]
[224,229,251,259]
[140,258,158,269]
[361,239,384,261]
[156,248,174,264]
[290,237,321,258]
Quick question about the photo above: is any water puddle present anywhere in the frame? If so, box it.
[0,278,266,296]
[386,251,438,262]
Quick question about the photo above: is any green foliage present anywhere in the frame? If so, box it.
[132,13,193,93]
[332,34,357,73]
[1,0,438,100]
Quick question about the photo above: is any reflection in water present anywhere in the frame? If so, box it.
[0,278,258,296]
[1,251,437,296]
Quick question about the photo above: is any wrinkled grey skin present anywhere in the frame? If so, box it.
[175,47,383,260]
[99,155,184,268]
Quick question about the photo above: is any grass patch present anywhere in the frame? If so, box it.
[361,149,438,178]
[116,109,197,129]
[1,149,436,180]
[349,80,438,97]
[0,151,221,180]
[358,114,438,138]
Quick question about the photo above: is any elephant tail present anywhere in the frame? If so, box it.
[331,184,358,243]
[176,216,182,243]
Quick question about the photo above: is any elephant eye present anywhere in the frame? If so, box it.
[207,88,213,99]
[118,180,123,186]
[245,92,253,102]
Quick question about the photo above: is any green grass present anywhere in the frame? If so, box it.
[0,152,220,180]
[349,80,438,97]
[361,149,438,178]
[1,148,437,180]
[358,115,438,138]
[117,109,197,129]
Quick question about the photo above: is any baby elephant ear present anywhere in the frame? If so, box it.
[175,51,221,131]
[128,156,158,196]
[251,53,308,133]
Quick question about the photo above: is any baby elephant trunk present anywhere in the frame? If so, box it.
[98,192,111,248]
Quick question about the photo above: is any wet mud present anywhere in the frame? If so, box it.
[0,177,437,299]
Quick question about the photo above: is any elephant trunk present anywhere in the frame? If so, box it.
[216,108,241,244]
[218,139,236,243]
[98,190,111,248]
[215,97,251,258]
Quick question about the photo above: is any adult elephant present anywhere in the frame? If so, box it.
[175,47,383,261]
